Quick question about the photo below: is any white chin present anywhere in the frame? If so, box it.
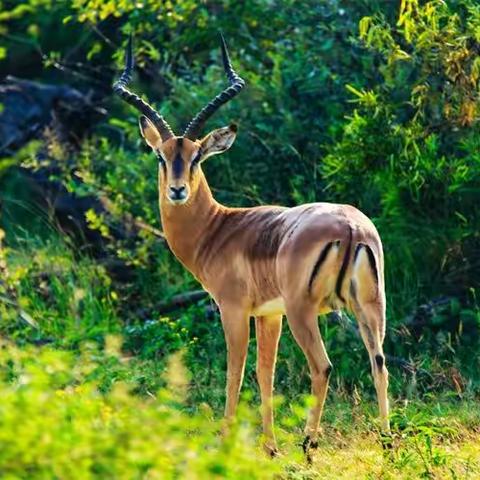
[168,197,188,205]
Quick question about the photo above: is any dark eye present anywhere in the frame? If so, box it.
[156,151,165,165]
[191,150,202,167]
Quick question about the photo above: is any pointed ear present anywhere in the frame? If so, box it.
[139,116,163,150]
[199,124,237,160]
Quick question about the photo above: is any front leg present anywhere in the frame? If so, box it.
[255,314,282,456]
[220,305,250,419]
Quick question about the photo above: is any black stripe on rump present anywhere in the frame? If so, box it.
[365,244,379,285]
[335,226,353,303]
[308,242,334,294]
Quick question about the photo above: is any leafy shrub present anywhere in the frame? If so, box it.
[0,342,284,479]
[320,0,480,371]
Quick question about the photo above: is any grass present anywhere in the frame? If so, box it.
[0,338,479,479]
[1,234,480,479]
[307,430,480,479]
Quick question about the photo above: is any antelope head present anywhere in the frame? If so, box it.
[113,35,245,205]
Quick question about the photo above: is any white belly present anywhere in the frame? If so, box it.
[252,297,286,316]
[252,296,334,317]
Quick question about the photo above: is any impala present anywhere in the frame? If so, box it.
[113,35,390,455]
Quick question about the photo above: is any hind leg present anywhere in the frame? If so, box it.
[285,303,332,449]
[350,244,390,432]
[351,299,390,432]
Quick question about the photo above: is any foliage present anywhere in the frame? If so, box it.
[0,342,285,479]
[1,0,480,477]
[321,0,480,363]
[0,339,480,479]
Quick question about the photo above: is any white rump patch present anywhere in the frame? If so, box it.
[353,245,369,276]
[352,244,378,302]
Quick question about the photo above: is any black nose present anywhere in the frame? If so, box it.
[169,185,187,200]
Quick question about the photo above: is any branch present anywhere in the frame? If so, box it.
[0,294,38,329]
[157,290,209,313]
[137,290,210,319]
[100,196,165,240]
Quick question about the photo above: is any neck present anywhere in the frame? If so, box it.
[160,171,221,277]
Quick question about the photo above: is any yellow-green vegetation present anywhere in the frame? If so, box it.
[0,343,283,479]
[1,238,479,478]
[1,0,480,478]
[0,339,479,479]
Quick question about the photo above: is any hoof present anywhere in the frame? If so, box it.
[269,447,280,458]
[302,435,319,454]
[381,433,393,450]
[263,443,280,458]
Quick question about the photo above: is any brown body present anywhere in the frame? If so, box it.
[114,36,389,455]
[162,170,383,319]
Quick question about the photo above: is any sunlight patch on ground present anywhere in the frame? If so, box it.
[294,432,480,479]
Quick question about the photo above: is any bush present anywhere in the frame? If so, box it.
[0,342,284,479]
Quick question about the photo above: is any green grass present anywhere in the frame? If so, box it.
[1,236,480,479]
[0,340,479,479]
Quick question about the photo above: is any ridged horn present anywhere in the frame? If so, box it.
[113,35,174,141]
[183,34,245,140]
